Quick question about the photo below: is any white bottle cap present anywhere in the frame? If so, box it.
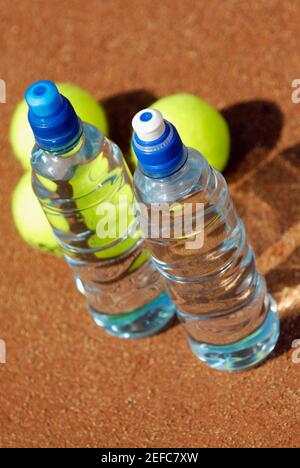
[132,109,166,142]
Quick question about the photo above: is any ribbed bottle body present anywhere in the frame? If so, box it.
[31,123,174,338]
[134,147,279,368]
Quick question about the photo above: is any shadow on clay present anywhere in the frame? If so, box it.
[102,90,157,169]
[255,144,300,361]
[222,99,283,183]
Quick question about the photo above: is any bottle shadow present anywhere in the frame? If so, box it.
[262,144,300,360]
[102,90,157,163]
[269,309,300,361]
[266,256,300,362]
[222,100,284,183]
[238,143,300,362]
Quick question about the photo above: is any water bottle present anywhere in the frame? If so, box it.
[25,81,175,339]
[132,108,280,370]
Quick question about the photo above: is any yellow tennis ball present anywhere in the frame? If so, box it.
[12,172,62,255]
[70,153,110,203]
[9,82,109,170]
[130,93,230,172]
[87,182,139,259]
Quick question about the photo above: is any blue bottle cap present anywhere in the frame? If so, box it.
[132,109,184,177]
[25,80,82,152]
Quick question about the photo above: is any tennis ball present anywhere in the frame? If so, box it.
[130,93,230,172]
[87,182,139,259]
[128,248,150,273]
[70,152,110,203]
[9,83,109,170]
[12,172,62,255]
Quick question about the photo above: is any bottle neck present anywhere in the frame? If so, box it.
[133,121,185,178]
[26,81,82,154]
[139,145,188,179]
[36,121,83,156]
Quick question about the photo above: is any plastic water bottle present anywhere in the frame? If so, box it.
[25,81,175,339]
[132,108,280,370]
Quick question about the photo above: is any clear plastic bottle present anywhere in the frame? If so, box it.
[132,108,280,370]
[25,81,175,339]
